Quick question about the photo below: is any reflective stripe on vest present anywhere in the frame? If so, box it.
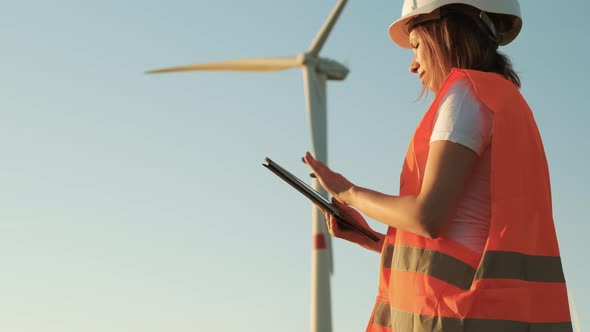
[372,300,572,332]
[366,69,572,332]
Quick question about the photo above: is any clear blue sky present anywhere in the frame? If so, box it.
[1,0,587,331]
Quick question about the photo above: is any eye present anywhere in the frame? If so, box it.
[412,42,420,49]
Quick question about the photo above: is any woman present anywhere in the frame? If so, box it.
[304,0,573,331]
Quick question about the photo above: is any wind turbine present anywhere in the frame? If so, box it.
[146,1,349,331]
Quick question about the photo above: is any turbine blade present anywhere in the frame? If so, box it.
[145,57,302,74]
[307,0,348,57]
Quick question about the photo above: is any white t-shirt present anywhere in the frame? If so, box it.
[430,78,493,253]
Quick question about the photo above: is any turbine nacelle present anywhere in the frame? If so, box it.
[299,53,349,81]
[317,57,349,81]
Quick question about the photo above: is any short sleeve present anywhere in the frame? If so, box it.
[430,78,493,156]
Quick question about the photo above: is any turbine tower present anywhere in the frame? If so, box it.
[146,1,349,331]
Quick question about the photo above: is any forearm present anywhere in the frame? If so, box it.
[345,186,436,238]
[304,142,476,240]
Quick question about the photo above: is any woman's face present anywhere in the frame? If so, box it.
[408,30,436,92]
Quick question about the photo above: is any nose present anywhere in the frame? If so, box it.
[409,54,419,74]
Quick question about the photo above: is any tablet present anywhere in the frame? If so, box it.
[263,157,379,242]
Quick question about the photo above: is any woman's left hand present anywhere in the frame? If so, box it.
[303,151,355,204]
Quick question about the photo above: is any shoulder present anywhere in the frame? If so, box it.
[436,77,486,125]
[444,77,476,102]
[432,77,493,155]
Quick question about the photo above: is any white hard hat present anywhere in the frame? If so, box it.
[389,0,522,48]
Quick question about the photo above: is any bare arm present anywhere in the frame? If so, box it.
[305,140,478,238]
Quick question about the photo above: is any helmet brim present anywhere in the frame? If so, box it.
[388,1,523,49]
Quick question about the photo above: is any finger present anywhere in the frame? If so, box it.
[315,204,331,216]
[304,152,322,169]
[325,213,332,224]
[304,154,322,178]
[326,216,336,236]
[331,196,345,206]
[303,154,314,170]
[306,158,327,180]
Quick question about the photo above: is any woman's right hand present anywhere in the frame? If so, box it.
[324,198,383,251]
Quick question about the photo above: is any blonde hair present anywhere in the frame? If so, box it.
[410,4,521,95]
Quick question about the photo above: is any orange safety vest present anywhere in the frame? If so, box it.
[366,69,572,332]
